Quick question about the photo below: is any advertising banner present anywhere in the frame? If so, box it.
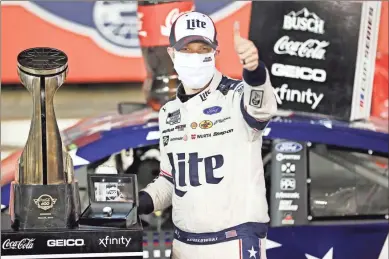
[248,1,381,121]
[0,1,251,83]
[1,226,143,259]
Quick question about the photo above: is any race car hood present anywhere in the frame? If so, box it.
[61,108,158,154]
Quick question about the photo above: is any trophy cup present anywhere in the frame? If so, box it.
[10,47,81,230]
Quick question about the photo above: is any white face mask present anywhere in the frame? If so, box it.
[173,51,216,89]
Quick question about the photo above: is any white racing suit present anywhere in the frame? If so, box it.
[142,62,277,259]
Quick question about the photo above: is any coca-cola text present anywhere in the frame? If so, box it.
[273,36,330,60]
[2,238,35,250]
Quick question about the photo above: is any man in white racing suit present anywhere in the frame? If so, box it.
[138,11,277,259]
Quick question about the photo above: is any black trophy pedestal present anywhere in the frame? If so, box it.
[11,182,81,230]
[1,215,143,259]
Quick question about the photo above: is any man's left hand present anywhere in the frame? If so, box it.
[233,21,259,71]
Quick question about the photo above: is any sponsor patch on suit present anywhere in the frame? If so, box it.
[249,90,264,108]
[166,109,181,125]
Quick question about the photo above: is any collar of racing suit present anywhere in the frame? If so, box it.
[176,70,223,105]
[176,85,198,103]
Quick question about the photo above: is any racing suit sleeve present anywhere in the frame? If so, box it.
[238,61,277,135]
[139,110,174,214]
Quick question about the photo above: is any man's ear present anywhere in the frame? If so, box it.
[215,49,220,56]
[167,47,174,61]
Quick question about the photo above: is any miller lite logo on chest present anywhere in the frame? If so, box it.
[186,19,206,30]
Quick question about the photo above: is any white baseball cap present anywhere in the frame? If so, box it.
[169,11,218,51]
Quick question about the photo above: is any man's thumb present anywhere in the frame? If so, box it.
[233,21,241,43]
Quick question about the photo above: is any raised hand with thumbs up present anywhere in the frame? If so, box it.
[233,21,259,72]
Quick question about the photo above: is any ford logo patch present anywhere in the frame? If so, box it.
[203,106,222,115]
[275,142,303,153]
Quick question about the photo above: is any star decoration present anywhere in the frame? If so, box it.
[248,246,258,258]
[266,239,282,250]
[305,247,333,259]
[68,148,90,166]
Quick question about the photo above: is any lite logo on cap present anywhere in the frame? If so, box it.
[169,11,218,51]
[186,19,207,30]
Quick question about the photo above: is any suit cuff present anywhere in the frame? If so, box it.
[243,61,267,87]
[138,191,154,215]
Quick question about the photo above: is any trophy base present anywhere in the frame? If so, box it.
[10,182,81,230]
[1,214,143,259]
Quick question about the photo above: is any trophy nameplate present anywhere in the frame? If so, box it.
[10,47,81,230]
[79,174,139,228]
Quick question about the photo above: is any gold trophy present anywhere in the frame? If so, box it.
[10,47,81,230]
